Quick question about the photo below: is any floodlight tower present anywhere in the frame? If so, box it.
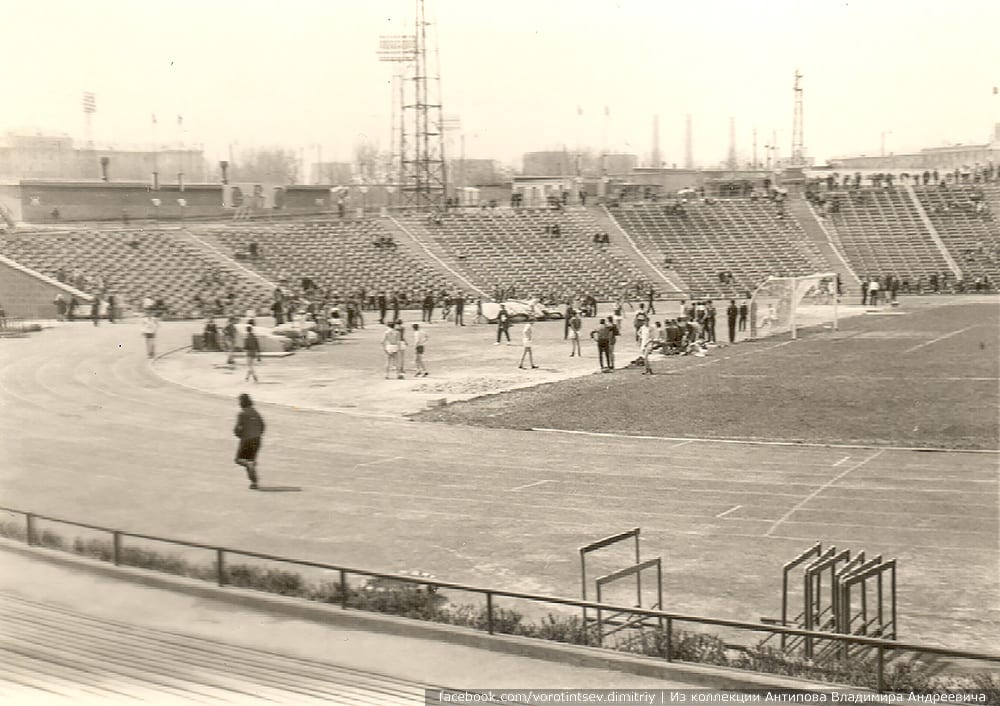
[791,70,805,167]
[378,36,412,189]
[378,0,447,210]
[727,116,737,169]
[684,113,693,169]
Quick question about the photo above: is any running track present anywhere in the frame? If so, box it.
[0,323,996,653]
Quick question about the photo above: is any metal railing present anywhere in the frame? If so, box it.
[2,505,998,692]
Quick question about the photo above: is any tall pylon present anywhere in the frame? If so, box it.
[791,70,805,167]
[684,113,693,169]
[726,116,737,169]
[651,114,662,168]
[377,0,447,210]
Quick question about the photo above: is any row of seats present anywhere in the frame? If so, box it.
[201,220,456,299]
[911,185,1000,282]
[611,200,828,296]
[0,229,273,317]
[823,188,950,281]
[398,208,649,301]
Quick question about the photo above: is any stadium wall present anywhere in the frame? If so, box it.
[13,182,335,222]
[0,259,73,318]
[18,181,224,222]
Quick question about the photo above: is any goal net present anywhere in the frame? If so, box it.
[749,272,838,340]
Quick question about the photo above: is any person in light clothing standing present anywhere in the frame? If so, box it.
[518,317,538,369]
[382,321,402,379]
[412,323,429,376]
[140,311,159,358]
[567,312,582,357]
[638,319,654,375]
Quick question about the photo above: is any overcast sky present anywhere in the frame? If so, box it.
[3,0,998,170]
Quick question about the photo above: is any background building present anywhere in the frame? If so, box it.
[0,132,206,182]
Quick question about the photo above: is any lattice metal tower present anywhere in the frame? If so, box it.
[726,116,737,169]
[684,113,693,169]
[791,70,805,167]
[651,114,662,168]
[379,0,447,209]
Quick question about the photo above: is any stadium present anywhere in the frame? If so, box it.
[0,0,998,703]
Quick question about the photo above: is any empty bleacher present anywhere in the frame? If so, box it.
[912,185,1000,284]
[610,199,830,297]
[398,208,649,301]
[823,188,951,282]
[0,229,273,317]
[202,219,456,299]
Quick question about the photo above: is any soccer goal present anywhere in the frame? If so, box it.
[749,272,839,340]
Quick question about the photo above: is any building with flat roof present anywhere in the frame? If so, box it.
[0,132,206,182]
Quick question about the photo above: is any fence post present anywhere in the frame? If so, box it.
[112,531,122,566]
[216,549,226,586]
[25,513,34,546]
[486,592,495,635]
[340,570,348,609]
[876,644,885,693]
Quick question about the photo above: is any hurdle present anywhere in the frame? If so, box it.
[839,557,897,640]
[803,547,851,658]
[579,528,647,645]
[775,541,822,650]
[594,557,664,647]
[768,543,898,662]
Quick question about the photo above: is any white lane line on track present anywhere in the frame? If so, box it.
[509,479,553,492]
[902,325,979,354]
[832,456,851,467]
[765,449,886,537]
[715,504,742,518]
[531,427,1000,454]
[351,456,403,471]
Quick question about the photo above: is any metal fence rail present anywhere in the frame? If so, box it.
[2,505,998,692]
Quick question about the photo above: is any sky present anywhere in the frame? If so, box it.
[2,0,999,170]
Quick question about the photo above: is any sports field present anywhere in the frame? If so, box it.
[419,298,1000,449]
[0,296,997,659]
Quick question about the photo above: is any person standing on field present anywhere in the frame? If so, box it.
[413,322,428,376]
[140,311,159,358]
[222,317,237,365]
[233,393,264,490]
[495,304,511,344]
[567,311,582,357]
[244,325,260,382]
[382,321,402,379]
[518,317,538,369]
[590,318,612,372]
[638,318,653,375]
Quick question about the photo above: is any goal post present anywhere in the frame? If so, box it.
[750,272,839,340]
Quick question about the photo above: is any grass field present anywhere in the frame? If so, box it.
[416,300,1000,450]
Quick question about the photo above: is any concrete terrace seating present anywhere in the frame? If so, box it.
[610,200,828,297]
[0,229,272,317]
[399,208,648,300]
[205,220,454,298]
[912,185,1000,282]
[824,188,950,281]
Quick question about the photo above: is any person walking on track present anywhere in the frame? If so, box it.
[234,393,265,490]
